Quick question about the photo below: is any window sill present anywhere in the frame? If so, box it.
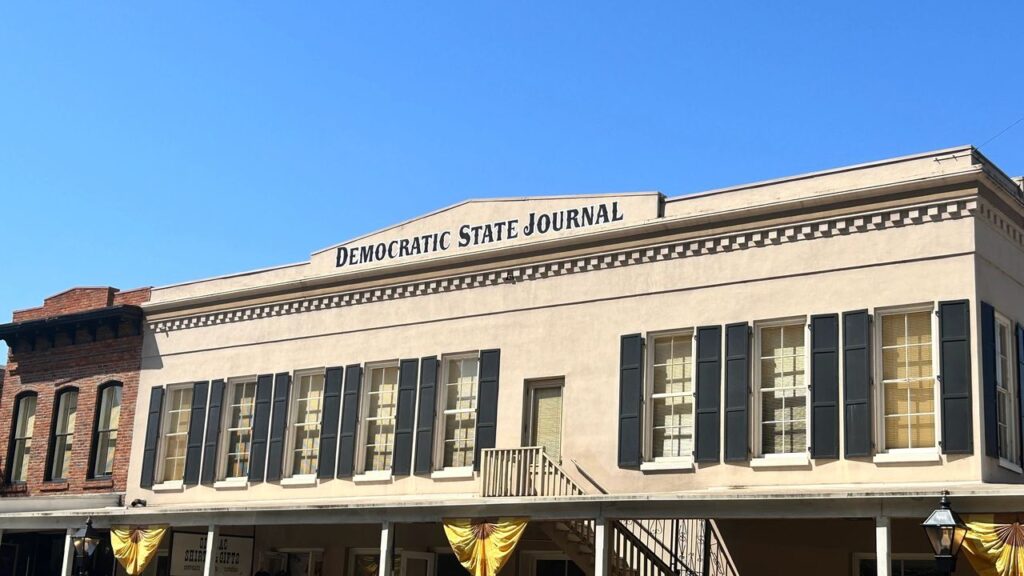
[640,460,694,472]
[40,480,70,492]
[750,454,811,469]
[873,449,941,465]
[999,458,1024,474]
[83,478,114,490]
[431,467,475,480]
[280,475,317,487]
[151,480,184,492]
[353,471,393,484]
[213,479,249,490]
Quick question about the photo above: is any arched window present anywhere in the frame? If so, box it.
[7,393,38,483]
[91,382,123,478]
[48,387,79,481]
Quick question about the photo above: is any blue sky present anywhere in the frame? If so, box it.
[1,2,1023,358]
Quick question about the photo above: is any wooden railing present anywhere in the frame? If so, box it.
[480,446,586,498]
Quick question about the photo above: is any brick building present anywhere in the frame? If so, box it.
[0,286,149,576]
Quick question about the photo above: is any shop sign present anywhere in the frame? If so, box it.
[170,532,253,576]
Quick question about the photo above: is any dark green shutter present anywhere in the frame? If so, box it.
[843,311,872,458]
[393,359,419,476]
[200,380,225,485]
[266,373,292,482]
[939,300,973,454]
[695,326,722,463]
[316,368,343,480]
[810,315,839,459]
[475,349,501,471]
[414,357,438,475]
[248,374,274,482]
[981,301,997,457]
[1016,324,1024,466]
[140,387,164,488]
[618,334,645,468]
[183,381,208,486]
[337,364,362,478]
[724,323,750,462]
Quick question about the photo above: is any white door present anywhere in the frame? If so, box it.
[400,552,435,576]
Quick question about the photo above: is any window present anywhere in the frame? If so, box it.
[288,372,325,477]
[439,355,479,469]
[91,383,122,478]
[49,388,79,480]
[361,364,399,473]
[648,333,695,460]
[8,394,37,483]
[159,384,193,483]
[755,322,807,455]
[995,314,1020,466]
[880,309,936,451]
[221,380,257,480]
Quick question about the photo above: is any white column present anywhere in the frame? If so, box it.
[875,516,891,576]
[61,528,75,576]
[204,525,220,576]
[594,518,610,576]
[379,521,394,576]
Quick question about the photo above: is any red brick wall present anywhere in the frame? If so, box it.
[0,287,150,497]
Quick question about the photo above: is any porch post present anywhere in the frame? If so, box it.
[204,525,219,576]
[379,521,395,576]
[594,518,610,576]
[61,528,75,576]
[875,516,891,576]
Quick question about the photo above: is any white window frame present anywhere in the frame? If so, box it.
[433,352,480,474]
[49,388,78,481]
[9,394,37,484]
[872,304,941,462]
[284,368,327,481]
[218,377,258,483]
[642,329,696,469]
[995,312,1021,471]
[155,383,195,487]
[751,317,811,462]
[355,361,401,479]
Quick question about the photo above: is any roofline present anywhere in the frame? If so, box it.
[151,260,309,293]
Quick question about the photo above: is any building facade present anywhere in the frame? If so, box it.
[3,146,1024,576]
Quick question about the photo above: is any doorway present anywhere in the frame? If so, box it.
[525,379,564,462]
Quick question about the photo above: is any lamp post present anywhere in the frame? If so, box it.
[71,517,101,576]
[921,491,968,574]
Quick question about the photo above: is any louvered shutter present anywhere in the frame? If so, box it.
[981,301,998,457]
[1017,324,1024,466]
[200,380,226,485]
[939,300,973,454]
[316,368,343,480]
[140,387,164,488]
[810,315,839,459]
[247,374,274,482]
[474,349,501,471]
[393,359,419,476]
[266,373,292,482]
[723,324,749,462]
[695,326,722,463]
[337,364,362,478]
[618,334,645,468]
[842,311,872,457]
[414,357,439,475]
[183,381,209,486]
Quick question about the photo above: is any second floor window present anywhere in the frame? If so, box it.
[92,383,122,478]
[222,380,257,480]
[757,322,807,455]
[440,356,478,469]
[49,389,79,480]
[289,372,325,477]
[995,315,1020,465]
[9,394,37,483]
[160,385,193,483]
[880,310,936,451]
[362,365,399,473]
[649,333,695,460]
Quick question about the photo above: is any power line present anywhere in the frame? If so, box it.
[979,114,1024,149]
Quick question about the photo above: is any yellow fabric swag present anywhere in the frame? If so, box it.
[110,525,168,576]
[962,515,1024,576]
[443,518,528,576]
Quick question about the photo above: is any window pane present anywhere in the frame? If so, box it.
[15,396,37,439]
[759,324,806,454]
[880,311,937,450]
[441,358,479,468]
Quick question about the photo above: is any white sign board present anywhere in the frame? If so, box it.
[171,532,253,576]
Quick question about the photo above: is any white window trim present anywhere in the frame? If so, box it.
[434,352,480,472]
[155,383,194,485]
[995,312,1020,467]
[352,469,394,484]
[357,361,401,475]
[643,329,697,464]
[284,368,326,479]
[218,377,258,482]
[873,304,941,456]
[752,317,811,459]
